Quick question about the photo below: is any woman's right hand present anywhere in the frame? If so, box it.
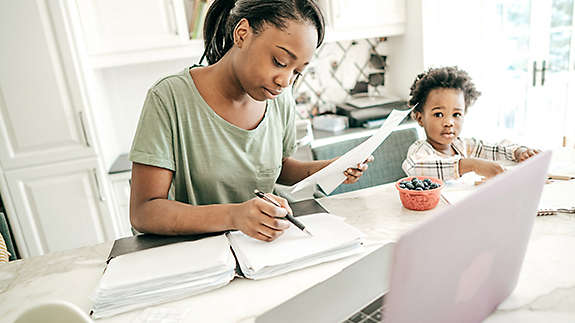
[232,196,291,242]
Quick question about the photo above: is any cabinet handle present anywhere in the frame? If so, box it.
[165,0,178,36]
[92,169,106,202]
[78,111,91,147]
[541,60,546,86]
[532,61,537,87]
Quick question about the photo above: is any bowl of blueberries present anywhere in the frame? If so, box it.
[395,176,444,211]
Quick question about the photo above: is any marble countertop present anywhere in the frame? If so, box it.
[2,158,575,322]
[320,183,575,322]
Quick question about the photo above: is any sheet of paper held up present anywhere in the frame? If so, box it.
[291,108,412,195]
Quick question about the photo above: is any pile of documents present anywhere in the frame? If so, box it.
[91,213,366,318]
[91,235,236,319]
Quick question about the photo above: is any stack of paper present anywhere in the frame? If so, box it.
[91,213,367,318]
[228,213,365,280]
[91,235,235,319]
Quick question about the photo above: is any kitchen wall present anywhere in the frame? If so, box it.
[292,37,395,117]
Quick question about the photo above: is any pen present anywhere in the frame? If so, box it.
[548,174,575,181]
[253,189,313,236]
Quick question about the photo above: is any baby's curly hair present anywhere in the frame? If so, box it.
[408,66,481,113]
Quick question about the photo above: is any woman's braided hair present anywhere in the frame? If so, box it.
[201,0,325,65]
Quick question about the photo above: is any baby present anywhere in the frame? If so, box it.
[402,66,539,181]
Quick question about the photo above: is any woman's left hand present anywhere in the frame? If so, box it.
[343,155,374,184]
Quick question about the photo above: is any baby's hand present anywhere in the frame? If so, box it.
[460,158,505,179]
[343,155,374,184]
[469,158,505,178]
[515,147,540,162]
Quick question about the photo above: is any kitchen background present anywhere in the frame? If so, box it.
[1,0,574,258]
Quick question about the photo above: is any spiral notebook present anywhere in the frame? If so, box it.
[91,200,366,319]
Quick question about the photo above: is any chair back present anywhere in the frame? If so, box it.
[14,300,93,323]
[311,127,419,195]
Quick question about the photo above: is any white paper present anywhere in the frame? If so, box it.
[442,174,575,211]
[548,148,575,177]
[291,108,412,195]
[92,234,236,319]
[227,213,365,280]
[99,235,234,290]
[537,180,575,210]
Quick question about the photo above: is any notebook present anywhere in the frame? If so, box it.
[90,201,366,319]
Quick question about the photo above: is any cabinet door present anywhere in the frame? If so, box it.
[324,0,406,39]
[5,158,115,257]
[74,0,190,54]
[0,0,94,170]
[109,172,133,238]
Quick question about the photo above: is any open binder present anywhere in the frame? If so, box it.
[91,200,366,319]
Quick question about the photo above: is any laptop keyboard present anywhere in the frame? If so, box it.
[342,295,383,323]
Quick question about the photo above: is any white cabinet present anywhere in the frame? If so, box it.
[0,0,118,258]
[4,158,116,257]
[73,0,190,55]
[321,0,406,42]
[70,0,406,68]
[109,172,133,237]
[0,0,94,170]
[69,0,205,68]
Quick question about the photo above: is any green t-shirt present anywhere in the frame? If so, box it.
[129,67,297,205]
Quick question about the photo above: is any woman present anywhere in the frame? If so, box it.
[129,0,371,242]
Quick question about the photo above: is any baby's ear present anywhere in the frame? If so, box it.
[412,111,424,126]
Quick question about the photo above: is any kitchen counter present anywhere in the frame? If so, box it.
[2,173,575,322]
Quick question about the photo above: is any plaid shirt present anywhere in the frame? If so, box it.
[402,137,522,181]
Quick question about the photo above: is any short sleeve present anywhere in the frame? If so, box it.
[129,89,176,171]
[280,90,297,158]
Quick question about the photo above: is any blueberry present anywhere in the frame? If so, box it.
[411,177,418,184]
[423,179,432,185]
[405,182,415,190]
[416,187,423,191]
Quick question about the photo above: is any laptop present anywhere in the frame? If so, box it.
[383,150,552,322]
[256,151,551,323]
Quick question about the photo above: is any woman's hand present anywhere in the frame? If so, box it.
[343,155,375,184]
[232,193,291,242]
[515,147,541,162]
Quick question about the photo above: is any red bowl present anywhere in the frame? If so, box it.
[395,176,444,211]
